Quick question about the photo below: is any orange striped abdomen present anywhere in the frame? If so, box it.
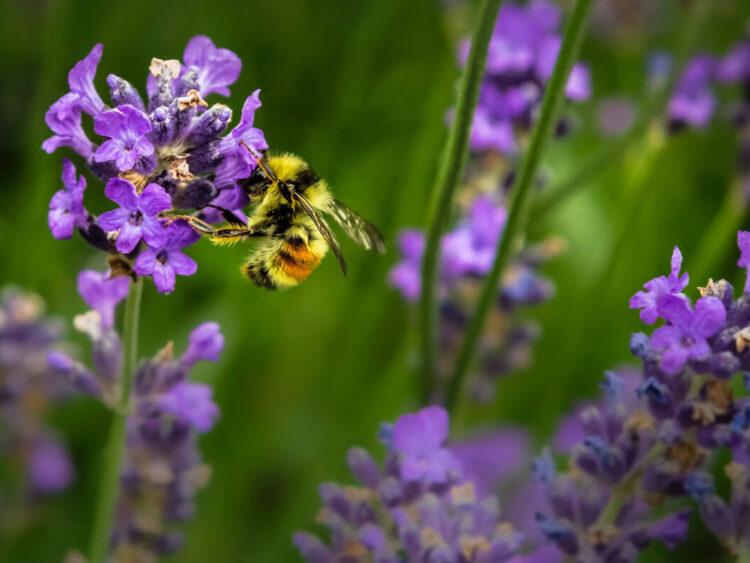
[274,239,322,283]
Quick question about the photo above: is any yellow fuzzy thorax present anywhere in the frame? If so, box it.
[267,153,307,181]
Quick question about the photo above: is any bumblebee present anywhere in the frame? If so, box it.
[178,148,386,289]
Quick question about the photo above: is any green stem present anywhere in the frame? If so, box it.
[418,0,507,404]
[737,547,750,563]
[531,0,713,222]
[445,0,595,415]
[689,177,746,283]
[88,278,143,563]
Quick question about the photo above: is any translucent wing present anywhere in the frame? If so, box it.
[326,199,386,254]
[292,190,348,276]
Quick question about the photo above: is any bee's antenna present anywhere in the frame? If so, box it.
[240,141,278,183]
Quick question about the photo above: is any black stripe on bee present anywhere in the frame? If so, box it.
[295,168,320,189]
[244,261,276,289]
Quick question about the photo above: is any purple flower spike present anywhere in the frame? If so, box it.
[182,322,224,368]
[42,93,95,158]
[98,179,170,254]
[183,35,242,97]
[668,56,717,129]
[67,43,106,116]
[629,246,689,324]
[737,231,750,293]
[93,105,154,171]
[77,270,130,329]
[133,221,199,294]
[650,295,726,375]
[28,438,73,493]
[392,405,459,485]
[214,90,268,187]
[158,381,219,432]
[48,159,87,240]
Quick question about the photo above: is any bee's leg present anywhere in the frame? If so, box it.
[206,226,266,246]
[166,214,218,235]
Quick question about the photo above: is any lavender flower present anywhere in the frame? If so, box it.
[667,55,717,131]
[294,406,523,562]
[0,289,73,498]
[93,105,155,172]
[629,246,689,324]
[132,221,199,294]
[389,193,560,402]
[465,0,591,156]
[98,179,171,254]
[48,159,88,240]
[48,269,222,559]
[535,232,750,561]
[43,37,268,293]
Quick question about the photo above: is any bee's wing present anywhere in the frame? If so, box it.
[325,199,386,254]
[292,191,348,276]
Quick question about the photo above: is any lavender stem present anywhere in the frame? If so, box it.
[446,0,595,415]
[88,278,143,563]
[419,0,507,403]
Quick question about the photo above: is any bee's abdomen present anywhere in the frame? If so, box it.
[242,236,323,289]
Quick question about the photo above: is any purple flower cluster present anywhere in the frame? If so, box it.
[43,36,268,293]
[667,38,750,134]
[533,231,750,560]
[0,290,73,496]
[389,195,560,402]
[465,0,591,155]
[48,270,221,559]
[294,406,524,563]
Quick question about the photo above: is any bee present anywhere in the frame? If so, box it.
[177,147,386,289]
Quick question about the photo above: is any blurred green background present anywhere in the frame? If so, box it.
[1,0,749,561]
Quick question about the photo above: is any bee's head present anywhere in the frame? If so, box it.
[241,152,321,202]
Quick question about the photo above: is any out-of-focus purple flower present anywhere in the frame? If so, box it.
[93,105,154,171]
[466,0,590,155]
[182,322,224,368]
[183,35,241,97]
[738,230,750,293]
[717,41,750,84]
[133,221,199,293]
[450,428,529,495]
[67,43,106,116]
[48,159,87,240]
[629,246,689,324]
[596,97,636,137]
[0,289,73,500]
[214,90,268,188]
[98,179,170,254]
[76,270,129,329]
[392,405,460,484]
[158,381,219,432]
[650,295,726,375]
[387,230,424,302]
[295,406,523,562]
[42,93,95,157]
[28,438,73,493]
[667,55,717,129]
[442,196,506,279]
[470,107,517,154]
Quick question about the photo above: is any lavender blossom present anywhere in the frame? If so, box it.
[667,55,717,131]
[628,246,689,324]
[464,0,591,156]
[294,406,523,562]
[42,37,268,293]
[389,193,560,402]
[0,289,73,498]
[48,269,222,560]
[48,159,88,240]
[535,232,750,561]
